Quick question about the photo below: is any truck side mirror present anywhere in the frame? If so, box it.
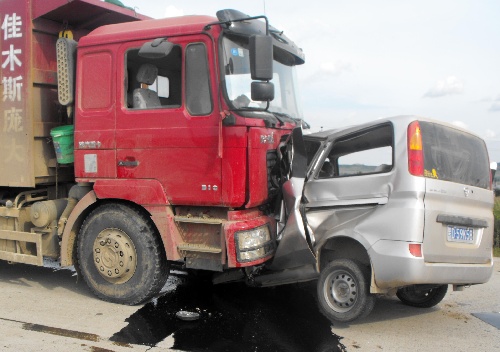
[139,38,174,59]
[251,81,274,102]
[250,35,273,81]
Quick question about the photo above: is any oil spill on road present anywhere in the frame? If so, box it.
[22,322,100,341]
[110,277,345,351]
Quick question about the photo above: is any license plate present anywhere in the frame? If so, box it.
[447,226,474,243]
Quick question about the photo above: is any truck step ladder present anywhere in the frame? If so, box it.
[174,215,224,224]
[0,230,44,266]
[177,243,222,254]
[174,213,226,271]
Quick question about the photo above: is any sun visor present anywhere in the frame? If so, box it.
[216,9,305,65]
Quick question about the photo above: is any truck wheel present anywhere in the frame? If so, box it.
[78,203,169,305]
[396,284,448,308]
[317,259,375,322]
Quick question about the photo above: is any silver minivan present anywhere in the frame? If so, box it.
[262,115,494,322]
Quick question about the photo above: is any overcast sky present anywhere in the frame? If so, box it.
[118,0,500,161]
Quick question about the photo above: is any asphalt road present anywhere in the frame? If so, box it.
[0,259,498,351]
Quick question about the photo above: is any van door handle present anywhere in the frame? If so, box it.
[436,215,488,228]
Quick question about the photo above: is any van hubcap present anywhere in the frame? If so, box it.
[325,270,358,313]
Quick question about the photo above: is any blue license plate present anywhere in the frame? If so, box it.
[447,226,474,243]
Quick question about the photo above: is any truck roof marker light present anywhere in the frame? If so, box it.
[408,121,424,176]
[409,243,422,257]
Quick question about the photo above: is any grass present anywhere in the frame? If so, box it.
[494,197,500,257]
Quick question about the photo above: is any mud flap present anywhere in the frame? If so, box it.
[269,127,316,270]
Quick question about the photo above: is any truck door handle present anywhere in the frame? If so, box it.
[118,160,138,167]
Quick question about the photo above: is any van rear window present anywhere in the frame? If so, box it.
[419,121,490,189]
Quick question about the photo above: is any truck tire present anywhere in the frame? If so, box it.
[77,203,169,305]
[317,259,375,322]
[396,284,448,308]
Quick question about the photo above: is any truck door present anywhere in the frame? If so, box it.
[115,35,221,205]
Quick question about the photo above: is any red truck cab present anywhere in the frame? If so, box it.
[1,0,306,305]
[70,9,304,258]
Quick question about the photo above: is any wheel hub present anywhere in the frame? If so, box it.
[325,270,358,313]
[93,228,137,284]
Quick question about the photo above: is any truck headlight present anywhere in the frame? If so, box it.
[235,224,274,262]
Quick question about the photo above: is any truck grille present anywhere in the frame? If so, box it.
[267,150,280,200]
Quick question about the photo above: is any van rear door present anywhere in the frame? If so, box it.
[417,121,494,264]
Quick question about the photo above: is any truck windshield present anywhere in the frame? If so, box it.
[221,34,303,119]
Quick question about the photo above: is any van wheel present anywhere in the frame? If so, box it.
[396,284,448,308]
[78,203,169,305]
[317,259,375,322]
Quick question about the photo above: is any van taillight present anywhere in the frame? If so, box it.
[408,121,424,176]
[409,243,422,257]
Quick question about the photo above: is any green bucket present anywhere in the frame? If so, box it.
[50,125,74,164]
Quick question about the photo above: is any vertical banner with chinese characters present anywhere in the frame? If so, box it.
[1,0,31,186]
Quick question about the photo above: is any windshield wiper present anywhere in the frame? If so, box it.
[271,112,311,129]
[271,112,296,125]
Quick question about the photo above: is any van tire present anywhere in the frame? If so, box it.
[78,203,169,305]
[317,259,375,322]
[396,284,448,308]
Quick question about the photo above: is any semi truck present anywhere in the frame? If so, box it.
[0,0,303,305]
[1,0,494,323]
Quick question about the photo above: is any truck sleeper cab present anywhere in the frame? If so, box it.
[269,116,494,322]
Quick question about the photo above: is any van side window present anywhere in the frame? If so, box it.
[186,43,212,115]
[125,46,182,109]
[305,140,321,165]
[338,146,392,176]
[318,124,394,179]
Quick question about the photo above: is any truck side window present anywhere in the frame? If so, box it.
[125,46,182,109]
[318,124,394,178]
[81,52,113,110]
[185,43,212,115]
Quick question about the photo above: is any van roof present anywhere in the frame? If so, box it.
[305,115,481,142]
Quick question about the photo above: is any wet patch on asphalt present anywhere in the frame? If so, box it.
[471,312,500,329]
[110,275,345,351]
